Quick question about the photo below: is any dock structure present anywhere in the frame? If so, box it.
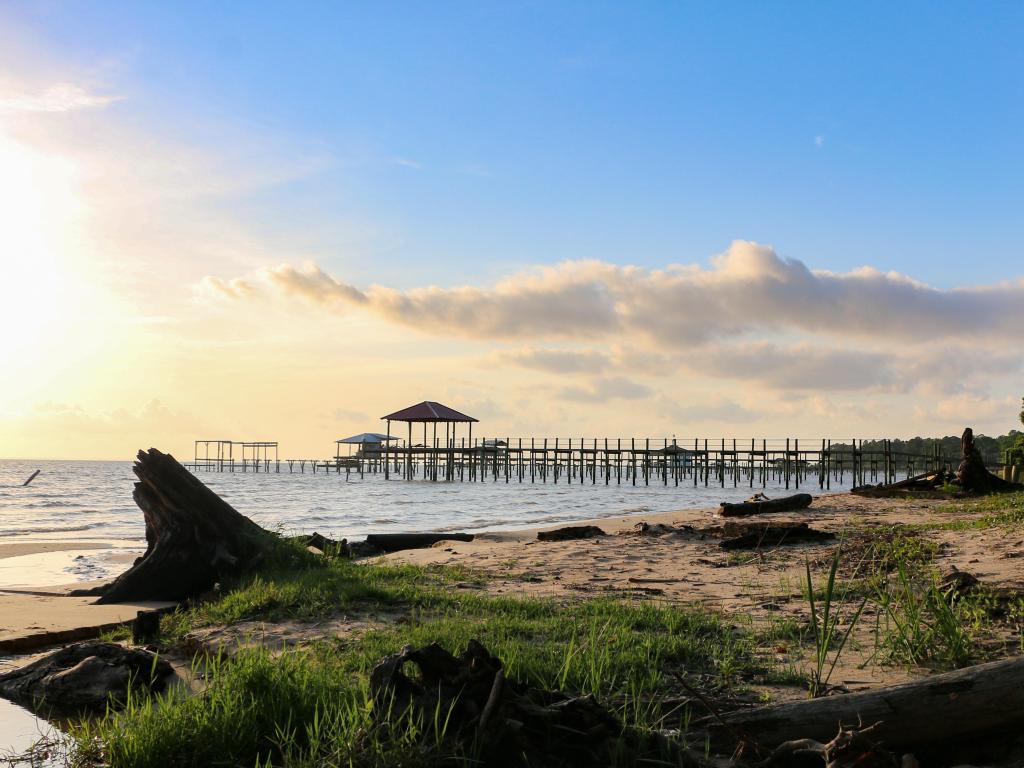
[192,440,279,472]
[186,400,956,487]
[381,401,478,482]
[186,435,950,490]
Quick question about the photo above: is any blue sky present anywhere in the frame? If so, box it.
[3,2,1023,457]
[10,1,1023,288]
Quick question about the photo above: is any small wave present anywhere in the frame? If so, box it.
[66,554,107,578]
[24,500,79,508]
[0,523,96,535]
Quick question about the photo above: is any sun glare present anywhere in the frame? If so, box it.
[0,133,78,374]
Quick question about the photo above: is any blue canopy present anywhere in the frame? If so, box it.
[336,432,398,444]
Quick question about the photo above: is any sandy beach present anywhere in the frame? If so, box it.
[384,491,1024,688]
[0,542,165,653]
[1,490,1021,690]
[0,541,121,560]
[387,491,1023,602]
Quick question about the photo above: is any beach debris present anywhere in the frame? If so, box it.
[364,532,474,553]
[853,427,1019,498]
[72,448,303,604]
[746,722,898,767]
[718,492,813,517]
[368,640,699,767]
[851,472,949,498]
[288,531,351,557]
[716,521,834,550]
[21,469,41,486]
[0,641,172,714]
[939,565,981,597]
[634,521,679,535]
[707,655,1024,763]
[632,521,705,537]
[537,525,607,542]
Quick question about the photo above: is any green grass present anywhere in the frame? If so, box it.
[924,491,1024,531]
[871,562,974,668]
[71,492,1024,766]
[74,559,768,768]
[804,549,867,696]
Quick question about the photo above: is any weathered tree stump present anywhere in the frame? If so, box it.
[0,641,172,714]
[74,448,293,604]
[957,427,1016,493]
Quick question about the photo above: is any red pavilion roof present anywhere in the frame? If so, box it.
[381,401,478,423]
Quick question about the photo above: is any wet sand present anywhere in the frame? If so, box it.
[0,541,120,560]
[0,540,162,653]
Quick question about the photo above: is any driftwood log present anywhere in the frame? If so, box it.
[537,525,607,542]
[710,655,1024,756]
[365,532,474,552]
[851,470,948,498]
[74,448,290,604]
[718,493,813,517]
[717,521,834,549]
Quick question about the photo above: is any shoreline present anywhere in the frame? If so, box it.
[2,489,1023,765]
[0,541,122,560]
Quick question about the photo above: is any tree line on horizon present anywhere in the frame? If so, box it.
[847,397,1024,465]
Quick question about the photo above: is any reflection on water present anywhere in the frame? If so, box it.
[0,671,60,762]
[0,548,145,590]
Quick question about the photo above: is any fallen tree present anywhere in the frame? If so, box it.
[850,470,948,498]
[718,493,813,517]
[73,448,298,604]
[708,655,1024,758]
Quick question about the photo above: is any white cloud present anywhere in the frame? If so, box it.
[656,395,760,425]
[200,241,1024,346]
[496,347,611,375]
[0,82,121,113]
[557,376,653,403]
[388,156,422,169]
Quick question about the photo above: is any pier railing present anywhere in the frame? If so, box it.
[184,437,951,491]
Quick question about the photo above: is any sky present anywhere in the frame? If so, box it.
[1,1,1022,460]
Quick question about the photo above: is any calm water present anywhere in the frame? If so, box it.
[0,458,849,548]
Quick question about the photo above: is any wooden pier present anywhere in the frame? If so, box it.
[184,437,950,490]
